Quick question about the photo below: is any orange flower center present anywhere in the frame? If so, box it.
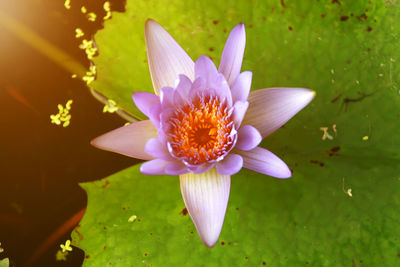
[167,95,235,165]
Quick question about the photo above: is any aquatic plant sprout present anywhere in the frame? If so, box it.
[92,19,315,247]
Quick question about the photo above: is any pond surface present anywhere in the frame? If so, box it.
[0,0,134,265]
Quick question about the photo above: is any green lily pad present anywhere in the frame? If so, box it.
[73,0,400,265]
[0,258,9,267]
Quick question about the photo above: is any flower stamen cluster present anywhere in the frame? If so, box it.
[167,94,235,165]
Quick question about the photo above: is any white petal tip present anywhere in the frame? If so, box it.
[298,88,316,103]
[295,89,316,113]
[277,167,292,179]
[145,19,161,33]
[145,18,157,27]
[266,155,292,179]
[308,89,316,99]
[307,89,316,100]
[245,87,316,138]
[233,23,245,32]
[180,169,230,249]
[202,237,218,248]
[270,159,292,179]
[238,147,293,179]
[90,137,110,151]
[145,18,195,94]
[90,138,97,147]
[197,221,223,248]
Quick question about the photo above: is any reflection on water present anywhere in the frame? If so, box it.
[0,0,137,266]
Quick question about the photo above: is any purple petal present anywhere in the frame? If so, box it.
[145,138,173,161]
[156,127,168,144]
[191,76,205,92]
[232,100,249,127]
[165,161,188,175]
[194,56,232,106]
[187,162,215,174]
[160,86,175,109]
[231,71,252,103]
[145,19,194,95]
[216,154,243,175]
[235,125,262,151]
[195,55,219,80]
[148,103,162,128]
[236,147,292,178]
[140,159,169,175]
[212,73,232,106]
[218,23,246,86]
[173,74,193,105]
[91,120,157,160]
[244,88,315,138]
[132,92,160,117]
[179,168,230,247]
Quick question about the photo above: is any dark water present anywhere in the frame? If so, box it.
[0,0,139,265]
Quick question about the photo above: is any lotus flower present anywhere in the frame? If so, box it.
[92,19,315,247]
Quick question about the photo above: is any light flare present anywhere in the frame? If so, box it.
[0,10,86,77]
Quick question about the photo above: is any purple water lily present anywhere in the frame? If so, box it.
[92,19,315,247]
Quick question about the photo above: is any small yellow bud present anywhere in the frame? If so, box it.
[64,0,71,10]
[128,215,137,222]
[60,240,72,253]
[75,28,84,38]
[87,12,97,22]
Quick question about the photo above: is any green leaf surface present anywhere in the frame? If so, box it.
[0,258,9,267]
[73,0,400,266]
